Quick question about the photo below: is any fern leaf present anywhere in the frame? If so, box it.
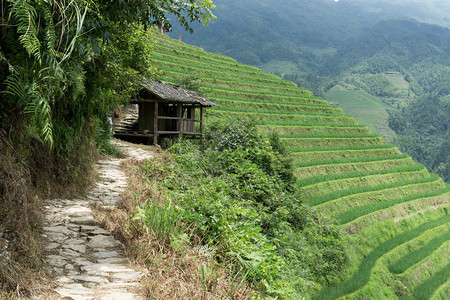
[8,0,41,62]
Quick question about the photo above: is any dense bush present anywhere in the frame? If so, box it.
[137,122,347,298]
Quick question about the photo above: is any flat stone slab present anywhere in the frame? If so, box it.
[88,235,121,248]
[70,275,110,284]
[57,283,95,299]
[81,263,134,275]
[98,257,127,264]
[94,250,120,259]
[100,292,139,300]
[43,226,72,235]
[63,243,86,254]
[63,207,92,217]
[111,271,141,281]
[70,215,97,225]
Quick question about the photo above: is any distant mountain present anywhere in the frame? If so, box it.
[169,0,367,66]
[324,19,450,95]
[169,0,450,67]
[339,0,450,29]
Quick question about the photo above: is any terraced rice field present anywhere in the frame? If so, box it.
[152,31,450,299]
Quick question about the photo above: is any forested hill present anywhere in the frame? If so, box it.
[323,20,450,95]
[321,21,450,96]
[169,0,450,67]
[169,0,365,66]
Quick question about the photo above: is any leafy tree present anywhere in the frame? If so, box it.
[0,0,215,151]
[389,95,450,182]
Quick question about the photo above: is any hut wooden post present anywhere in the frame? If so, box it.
[200,105,204,149]
[153,101,159,145]
[177,103,183,138]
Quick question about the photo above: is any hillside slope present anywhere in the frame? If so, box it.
[152,32,450,299]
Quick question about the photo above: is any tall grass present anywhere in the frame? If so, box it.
[212,95,328,106]
[293,148,401,166]
[156,60,274,80]
[133,198,182,244]
[214,106,343,116]
[412,262,450,300]
[208,110,357,126]
[260,125,370,136]
[281,133,379,139]
[207,84,311,96]
[290,144,397,153]
[297,164,425,187]
[158,72,295,90]
[155,59,309,93]
[295,157,414,180]
[284,137,383,148]
[336,185,450,224]
[309,174,440,207]
[155,46,241,65]
[154,38,259,67]
[388,230,450,274]
[294,153,409,168]
[154,51,261,72]
[214,99,343,114]
[301,168,429,199]
[155,54,298,89]
[207,79,307,95]
[313,214,450,300]
[206,89,323,104]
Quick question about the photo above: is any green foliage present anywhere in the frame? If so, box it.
[133,198,182,244]
[314,214,450,300]
[297,163,425,187]
[294,153,409,169]
[309,174,441,207]
[174,72,203,92]
[412,262,450,300]
[389,95,450,182]
[389,230,450,274]
[138,122,347,298]
[336,185,450,224]
[341,73,399,97]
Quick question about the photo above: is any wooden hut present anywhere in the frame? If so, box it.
[114,81,216,145]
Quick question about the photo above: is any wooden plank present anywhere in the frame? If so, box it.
[157,131,181,134]
[157,116,180,120]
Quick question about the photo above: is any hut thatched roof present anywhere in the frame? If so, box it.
[139,81,216,107]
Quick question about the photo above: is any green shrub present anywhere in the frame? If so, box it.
[137,121,347,298]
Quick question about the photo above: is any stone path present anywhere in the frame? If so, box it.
[41,140,152,300]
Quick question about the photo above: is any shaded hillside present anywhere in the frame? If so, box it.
[169,0,366,66]
[341,0,450,29]
[169,0,450,68]
[152,32,450,299]
[389,95,450,183]
[324,20,450,96]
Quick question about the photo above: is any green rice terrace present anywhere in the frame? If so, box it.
[151,32,450,299]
